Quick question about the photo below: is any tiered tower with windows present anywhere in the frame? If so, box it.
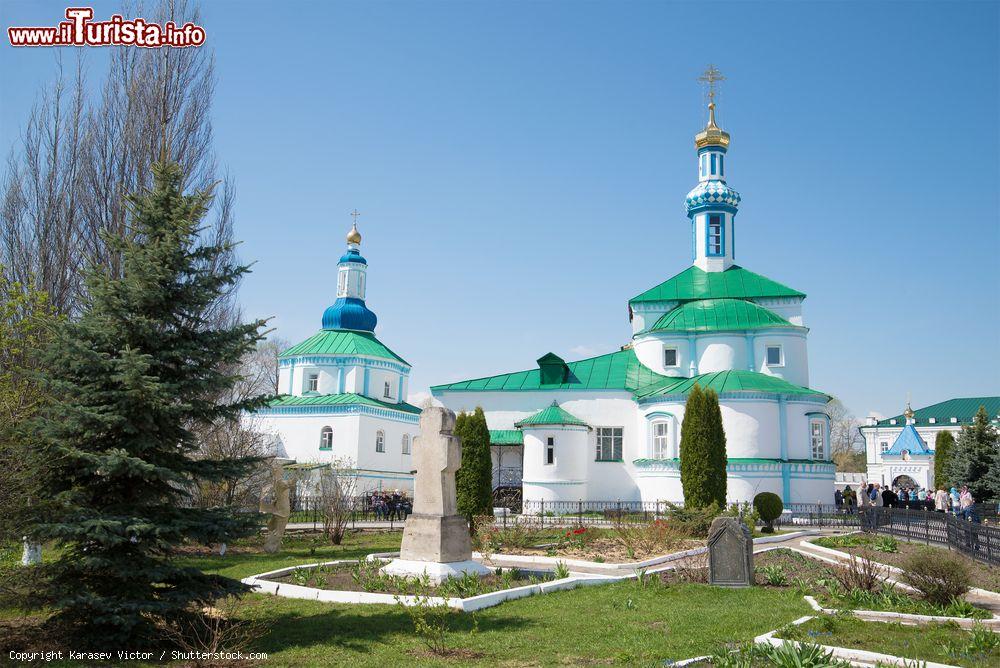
[685,99,741,272]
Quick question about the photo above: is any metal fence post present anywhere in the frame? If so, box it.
[578,500,583,527]
[540,499,545,526]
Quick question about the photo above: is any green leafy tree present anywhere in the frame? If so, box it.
[933,431,955,489]
[28,163,269,647]
[455,407,493,523]
[0,274,58,544]
[680,385,728,507]
[945,406,999,502]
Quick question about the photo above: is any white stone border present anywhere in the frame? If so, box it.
[754,615,960,668]
[802,595,1000,629]
[241,559,622,612]
[803,535,1000,602]
[476,530,815,574]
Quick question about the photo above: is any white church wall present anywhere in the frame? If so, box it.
[753,333,808,387]
[354,415,416,480]
[633,333,690,376]
[697,335,746,373]
[262,412,362,464]
[754,297,805,327]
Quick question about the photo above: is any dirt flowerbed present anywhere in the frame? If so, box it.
[482,524,705,562]
[812,534,1000,592]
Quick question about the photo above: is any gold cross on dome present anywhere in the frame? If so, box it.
[350,209,361,224]
[698,64,726,103]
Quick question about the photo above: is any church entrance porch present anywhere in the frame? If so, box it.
[892,474,918,489]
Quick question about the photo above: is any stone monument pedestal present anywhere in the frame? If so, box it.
[381,407,492,584]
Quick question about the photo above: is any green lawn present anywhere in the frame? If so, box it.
[776,616,999,668]
[240,581,812,667]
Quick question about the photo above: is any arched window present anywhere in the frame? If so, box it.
[383,380,391,399]
[319,426,333,450]
[402,434,410,455]
[375,430,385,453]
[652,422,671,459]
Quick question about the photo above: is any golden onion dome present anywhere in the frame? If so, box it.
[903,402,915,420]
[694,103,731,149]
[346,223,362,245]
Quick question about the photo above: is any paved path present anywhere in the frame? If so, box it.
[286,520,405,531]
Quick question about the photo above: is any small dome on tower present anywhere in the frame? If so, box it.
[346,223,362,245]
[685,179,741,212]
[695,103,731,149]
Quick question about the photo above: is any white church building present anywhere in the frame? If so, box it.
[432,86,836,507]
[254,222,418,493]
[860,396,1000,491]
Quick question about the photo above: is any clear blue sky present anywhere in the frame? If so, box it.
[2,1,998,419]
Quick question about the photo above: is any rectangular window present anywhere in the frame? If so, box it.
[700,154,706,177]
[710,153,717,174]
[375,431,385,453]
[664,347,679,368]
[719,153,724,176]
[880,441,889,454]
[383,381,391,399]
[766,345,783,366]
[337,270,347,296]
[810,421,825,460]
[545,437,555,465]
[308,374,319,392]
[596,427,623,461]
[707,215,723,255]
[653,422,670,459]
[402,434,410,455]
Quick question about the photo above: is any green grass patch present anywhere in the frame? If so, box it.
[777,615,999,668]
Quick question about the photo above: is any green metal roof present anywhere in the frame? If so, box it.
[431,348,670,393]
[515,401,589,428]
[267,392,421,414]
[635,370,829,400]
[280,329,409,365]
[648,298,797,333]
[629,265,805,305]
[489,429,524,446]
[867,397,1000,429]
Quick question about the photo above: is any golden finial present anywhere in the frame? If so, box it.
[346,209,362,244]
[903,400,915,421]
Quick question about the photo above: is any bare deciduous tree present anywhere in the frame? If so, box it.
[318,458,361,545]
[828,398,865,472]
[2,0,235,321]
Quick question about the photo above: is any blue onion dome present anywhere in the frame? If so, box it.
[339,248,367,265]
[685,180,741,213]
[322,297,377,332]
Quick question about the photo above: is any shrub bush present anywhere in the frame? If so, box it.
[833,550,885,593]
[900,547,972,607]
[665,502,720,538]
[753,492,783,533]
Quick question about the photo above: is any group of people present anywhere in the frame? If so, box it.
[368,489,411,521]
[836,483,977,519]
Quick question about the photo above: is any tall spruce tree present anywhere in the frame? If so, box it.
[945,406,999,502]
[933,431,955,489]
[680,385,728,507]
[29,163,269,647]
[455,407,493,523]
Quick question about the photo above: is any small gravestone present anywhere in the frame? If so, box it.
[708,517,753,587]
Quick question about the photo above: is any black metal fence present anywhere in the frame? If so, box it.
[286,495,411,529]
[521,499,676,526]
[860,506,1000,566]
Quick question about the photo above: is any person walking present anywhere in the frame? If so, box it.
[950,487,961,517]
[934,487,949,513]
[959,486,975,521]
[834,488,844,511]
[881,485,896,509]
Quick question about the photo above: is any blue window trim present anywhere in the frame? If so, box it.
[710,153,717,175]
[705,213,725,257]
[719,153,724,177]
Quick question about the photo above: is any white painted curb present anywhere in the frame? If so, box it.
[477,530,814,574]
[754,615,961,668]
[803,595,1000,629]
[241,559,622,612]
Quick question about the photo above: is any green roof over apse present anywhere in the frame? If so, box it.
[489,429,524,446]
[431,348,670,393]
[281,329,409,366]
[515,401,589,428]
[635,370,829,401]
[867,397,1000,429]
[267,392,421,414]
[648,298,798,333]
[630,265,805,305]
